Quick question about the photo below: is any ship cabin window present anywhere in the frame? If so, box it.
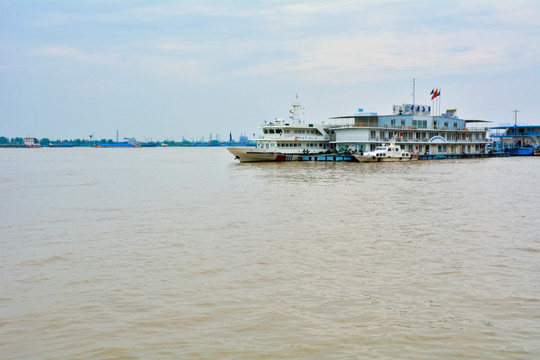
[370,131,376,139]
[284,130,290,133]
[391,119,396,126]
[413,120,428,129]
[401,119,406,126]
[269,129,275,134]
[275,129,282,134]
[263,129,268,134]
[454,122,458,128]
[444,122,448,127]
[433,121,438,129]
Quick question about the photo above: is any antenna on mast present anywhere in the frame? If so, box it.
[512,109,520,126]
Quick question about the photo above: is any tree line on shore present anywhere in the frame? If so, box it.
[0,136,253,147]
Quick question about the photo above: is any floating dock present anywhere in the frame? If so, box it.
[418,152,509,160]
[298,154,356,161]
[295,152,509,162]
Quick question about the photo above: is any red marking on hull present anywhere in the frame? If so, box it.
[275,154,287,161]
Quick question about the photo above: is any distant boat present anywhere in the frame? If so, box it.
[95,137,141,148]
[47,142,73,148]
[23,137,40,148]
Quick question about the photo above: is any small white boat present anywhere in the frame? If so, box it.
[354,141,418,162]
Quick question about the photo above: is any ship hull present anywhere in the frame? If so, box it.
[227,147,301,162]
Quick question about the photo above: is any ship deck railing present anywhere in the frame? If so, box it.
[333,124,488,131]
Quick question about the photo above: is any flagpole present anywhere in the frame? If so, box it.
[438,88,441,115]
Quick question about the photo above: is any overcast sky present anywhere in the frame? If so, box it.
[1,0,539,141]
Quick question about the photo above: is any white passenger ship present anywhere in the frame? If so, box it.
[227,95,336,162]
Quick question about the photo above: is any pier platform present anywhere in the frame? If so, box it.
[298,154,356,161]
[418,152,509,160]
[296,152,509,162]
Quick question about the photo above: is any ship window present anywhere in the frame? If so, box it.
[269,129,275,134]
[401,119,406,125]
[275,129,282,134]
[284,130,290,133]
[263,129,268,134]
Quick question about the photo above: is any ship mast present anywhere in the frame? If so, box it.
[513,109,520,126]
[289,93,303,124]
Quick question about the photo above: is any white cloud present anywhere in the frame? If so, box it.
[33,46,117,64]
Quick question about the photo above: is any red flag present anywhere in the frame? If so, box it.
[431,88,438,100]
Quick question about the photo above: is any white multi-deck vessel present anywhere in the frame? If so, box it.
[331,105,491,159]
[227,95,336,162]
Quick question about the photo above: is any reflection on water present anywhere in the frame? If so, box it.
[1,148,539,359]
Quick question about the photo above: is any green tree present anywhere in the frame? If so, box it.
[40,138,51,146]
[0,136,9,144]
